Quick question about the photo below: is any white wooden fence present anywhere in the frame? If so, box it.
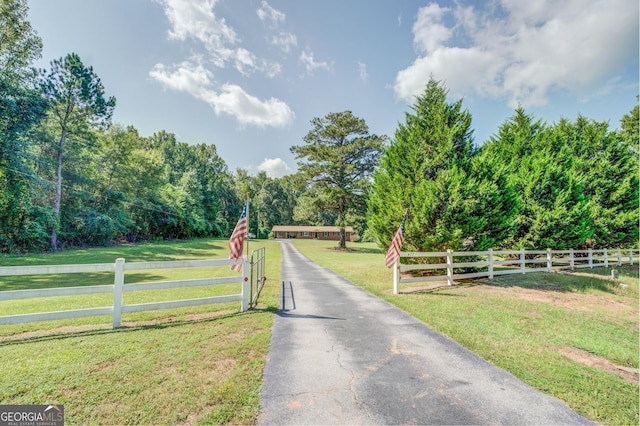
[0,257,249,328]
[392,248,639,294]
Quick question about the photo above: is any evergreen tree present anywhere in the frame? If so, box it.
[369,78,515,252]
[549,115,638,248]
[291,111,386,248]
[40,53,116,250]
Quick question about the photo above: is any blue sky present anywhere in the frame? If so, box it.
[27,0,639,177]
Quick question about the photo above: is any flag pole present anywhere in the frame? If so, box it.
[245,198,250,258]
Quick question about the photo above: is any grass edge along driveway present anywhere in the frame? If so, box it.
[1,238,638,425]
[0,239,283,425]
[291,239,639,426]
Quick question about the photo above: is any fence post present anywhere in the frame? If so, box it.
[488,248,494,279]
[588,248,593,269]
[617,248,622,266]
[446,249,454,286]
[570,248,575,270]
[393,259,400,294]
[603,248,608,268]
[241,257,250,311]
[546,248,552,272]
[113,258,125,328]
[629,249,634,266]
[249,251,255,306]
[520,248,526,274]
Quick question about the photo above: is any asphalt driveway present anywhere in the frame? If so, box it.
[257,240,592,425]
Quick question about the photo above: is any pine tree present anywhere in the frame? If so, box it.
[291,111,385,249]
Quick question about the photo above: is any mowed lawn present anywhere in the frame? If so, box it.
[291,239,639,426]
[1,238,638,425]
[0,239,282,425]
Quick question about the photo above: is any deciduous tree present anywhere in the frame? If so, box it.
[0,0,48,252]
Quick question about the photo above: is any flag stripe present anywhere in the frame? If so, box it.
[229,202,248,271]
[384,217,405,268]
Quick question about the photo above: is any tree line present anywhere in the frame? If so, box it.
[1,0,637,254]
[369,80,638,252]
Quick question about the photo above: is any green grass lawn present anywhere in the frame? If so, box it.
[291,239,639,426]
[1,238,638,425]
[0,239,282,424]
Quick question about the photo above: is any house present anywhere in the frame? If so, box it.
[272,225,357,241]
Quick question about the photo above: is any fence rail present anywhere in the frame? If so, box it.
[0,256,253,328]
[392,248,639,294]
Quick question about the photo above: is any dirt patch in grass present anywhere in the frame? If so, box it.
[558,347,639,384]
[480,285,637,320]
[392,277,637,322]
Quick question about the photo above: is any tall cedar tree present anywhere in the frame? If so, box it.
[369,78,517,252]
[480,108,637,249]
[40,53,115,250]
[291,111,386,249]
[549,115,638,248]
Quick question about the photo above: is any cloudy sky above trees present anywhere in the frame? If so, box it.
[28,0,638,177]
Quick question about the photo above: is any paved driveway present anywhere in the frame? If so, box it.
[257,240,592,425]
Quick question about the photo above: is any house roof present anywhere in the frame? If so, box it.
[272,225,354,233]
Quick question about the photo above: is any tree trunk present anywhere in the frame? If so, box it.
[51,128,65,251]
[338,197,346,249]
[339,227,346,249]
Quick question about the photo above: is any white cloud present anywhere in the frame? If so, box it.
[271,32,297,53]
[149,60,213,96]
[204,84,295,127]
[394,0,639,108]
[157,0,237,67]
[157,0,281,77]
[257,1,285,27]
[233,48,257,76]
[299,49,333,74]
[263,61,282,78]
[150,61,294,128]
[257,157,293,177]
[412,3,452,55]
[358,62,368,81]
[153,1,292,126]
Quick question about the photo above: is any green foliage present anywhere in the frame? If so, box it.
[0,0,48,253]
[292,111,386,248]
[480,108,638,249]
[0,0,42,78]
[39,52,117,250]
[369,78,515,252]
[0,8,636,254]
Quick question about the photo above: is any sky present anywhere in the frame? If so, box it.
[27,0,639,177]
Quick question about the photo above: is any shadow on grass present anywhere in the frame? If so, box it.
[476,268,627,294]
[0,238,228,266]
[0,270,212,291]
[322,245,383,255]
[398,282,483,296]
[399,265,637,296]
[0,308,272,347]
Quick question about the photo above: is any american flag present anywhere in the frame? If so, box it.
[229,201,248,271]
[384,215,406,268]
